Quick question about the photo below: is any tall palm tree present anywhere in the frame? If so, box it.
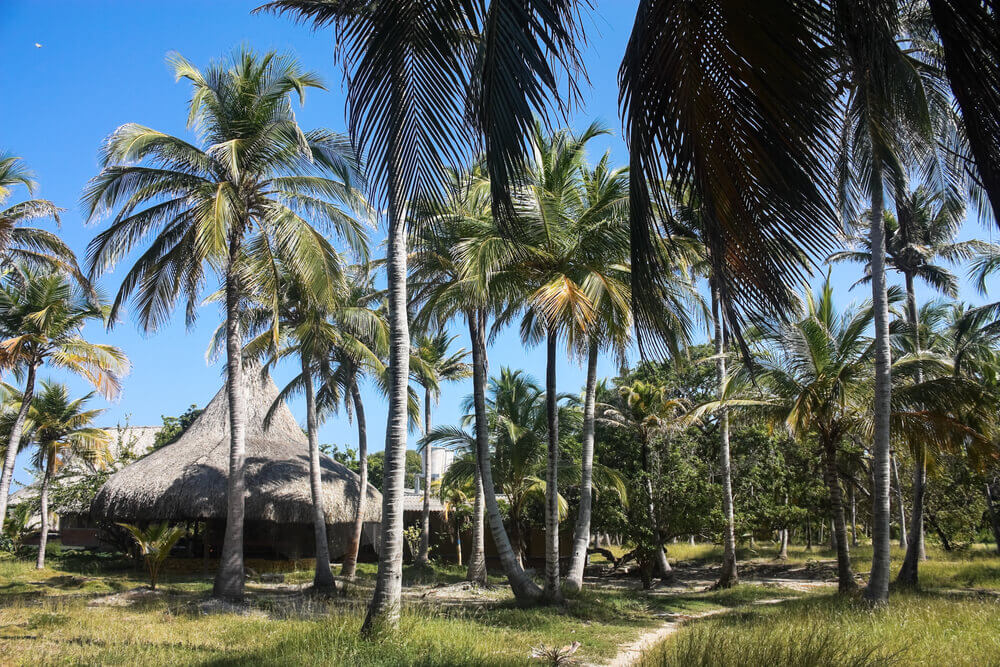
[18,382,110,569]
[0,152,80,279]
[0,269,128,531]
[83,48,365,601]
[411,331,471,566]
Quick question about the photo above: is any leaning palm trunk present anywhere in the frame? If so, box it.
[214,254,248,601]
[897,273,926,586]
[0,363,37,530]
[362,149,411,633]
[712,284,738,588]
[641,434,671,579]
[864,170,893,605]
[542,328,562,602]
[985,482,1000,555]
[35,458,53,570]
[466,452,488,583]
[417,389,431,566]
[892,452,908,549]
[341,378,368,579]
[468,313,542,602]
[823,439,858,593]
[565,339,599,594]
[302,354,334,592]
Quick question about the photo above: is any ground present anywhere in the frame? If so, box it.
[0,542,998,665]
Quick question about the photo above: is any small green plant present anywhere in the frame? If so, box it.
[403,525,422,562]
[531,641,582,666]
[118,521,185,590]
[2,504,33,555]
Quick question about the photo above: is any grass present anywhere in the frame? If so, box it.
[639,590,1000,667]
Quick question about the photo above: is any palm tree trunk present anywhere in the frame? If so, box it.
[466,453,487,583]
[897,271,926,587]
[0,362,37,530]
[543,327,562,602]
[341,377,368,579]
[565,338,599,594]
[712,282,738,588]
[850,483,858,547]
[892,452,908,549]
[984,481,1000,555]
[362,155,411,633]
[417,388,431,566]
[35,456,52,570]
[468,312,541,602]
[641,433,671,578]
[823,438,858,593]
[864,167,892,605]
[302,354,334,592]
[214,251,247,601]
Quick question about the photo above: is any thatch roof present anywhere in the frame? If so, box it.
[92,367,381,525]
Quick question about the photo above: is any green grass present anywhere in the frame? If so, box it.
[639,590,1000,667]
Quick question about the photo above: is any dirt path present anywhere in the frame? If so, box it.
[590,597,790,667]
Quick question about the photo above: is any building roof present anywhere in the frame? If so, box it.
[402,489,444,513]
[91,367,381,525]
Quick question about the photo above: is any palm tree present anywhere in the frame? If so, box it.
[0,269,128,532]
[0,152,80,279]
[83,48,365,601]
[19,382,110,569]
[600,380,688,580]
[411,331,471,566]
[260,1,587,625]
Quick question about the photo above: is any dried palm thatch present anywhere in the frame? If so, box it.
[91,368,380,526]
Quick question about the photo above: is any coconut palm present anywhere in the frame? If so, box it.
[411,331,471,566]
[19,382,110,569]
[0,269,128,533]
[600,380,689,580]
[0,152,80,280]
[83,48,366,601]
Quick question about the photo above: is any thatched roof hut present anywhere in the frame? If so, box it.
[92,367,380,559]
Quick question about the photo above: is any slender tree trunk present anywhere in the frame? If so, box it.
[641,433,671,578]
[892,453,908,549]
[864,167,892,605]
[417,388,431,566]
[0,363,37,529]
[778,528,789,560]
[712,282,738,588]
[302,354,334,592]
[823,439,857,594]
[565,339,599,594]
[468,313,541,602]
[35,457,52,570]
[362,159,411,633]
[341,377,368,579]
[214,246,247,601]
[542,327,563,602]
[897,271,926,587]
[466,453,487,583]
[984,481,1000,555]
[850,484,858,547]
[806,515,813,551]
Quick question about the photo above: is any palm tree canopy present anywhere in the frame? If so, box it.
[84,47,369,333]
[18,381,111,473]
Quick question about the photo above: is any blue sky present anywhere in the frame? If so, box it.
[2,1,997,490]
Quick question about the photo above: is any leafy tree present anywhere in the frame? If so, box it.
[366,450,422,493]
[119,521,186,590]
[152,405,203,450]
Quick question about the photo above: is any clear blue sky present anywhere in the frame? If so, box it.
[2,1,996,490]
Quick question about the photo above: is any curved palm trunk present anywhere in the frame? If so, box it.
[468,312,542,602]
[341,377,368,579]
[823,438,858,593]
[214,253,247,601]
[712,283,738,588]
[362,161,410,633]
[543,327,562,602]
[864,170,892,605]
[466,453,487,583]
[892,453,908,549]
[641,432,671,579]
[417,388,431,566]
[302,354,334,592]
[898,272,926,586]
[565,339,599,594]
[0,363,37,529]
[35,456,53,570]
